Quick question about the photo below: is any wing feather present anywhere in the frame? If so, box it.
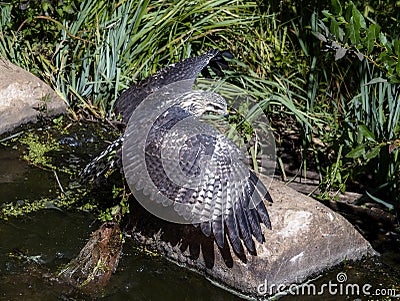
[123,104,273,253]
[249,171,272,229]
[225,206,242,254]
[155,117,274,252]
[115,49,229,123]
[243,181,264,244]
[236,193,256,253]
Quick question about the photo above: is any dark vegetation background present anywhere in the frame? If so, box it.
[0,0,399,219]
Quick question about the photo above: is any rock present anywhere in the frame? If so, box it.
[0,59,66,135]
[128,177,377,299]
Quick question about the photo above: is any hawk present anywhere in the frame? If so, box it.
[79,49,230,179]
[79,50,273,254]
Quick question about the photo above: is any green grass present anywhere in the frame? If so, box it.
[2,0,269,117]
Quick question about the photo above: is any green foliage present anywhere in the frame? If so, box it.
[305,1,400,206]
[318,73,399,203]
[98,186,130,223]
[255,0,400,209]
[0,0,78,75]
[1,0,265,117]
[313,1,400,83]
[344,71,399,204]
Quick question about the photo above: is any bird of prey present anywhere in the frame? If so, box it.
[79,49,273,254]
[79,49,230,180]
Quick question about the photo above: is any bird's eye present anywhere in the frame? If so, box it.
[208,105,223,115]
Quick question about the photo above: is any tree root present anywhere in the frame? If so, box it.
[58,221,123,294]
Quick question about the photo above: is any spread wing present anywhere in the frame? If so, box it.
[122,101,272,254]
[160,122,272,254]
[80,49,230,182]
[115,49,231,123]
[183,134,272,254]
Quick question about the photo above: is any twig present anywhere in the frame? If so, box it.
[0,131,24,143]
[53,170,66,195]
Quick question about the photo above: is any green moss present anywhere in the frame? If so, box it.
[19,132,60,170]
[0,188,94,220]
[16,130,74,175]
[0,118,131,223]
[0,198,49,220]
[78,202,98,212]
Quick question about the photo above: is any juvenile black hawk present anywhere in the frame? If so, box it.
[80,50,273,254]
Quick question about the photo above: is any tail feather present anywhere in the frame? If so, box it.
[79,135,124,183]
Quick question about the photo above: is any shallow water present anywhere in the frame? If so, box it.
[0,126,399,300]
[0,211,243,301]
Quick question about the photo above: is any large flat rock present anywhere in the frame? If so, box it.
[0,59,66,135]
[129,177,377,298]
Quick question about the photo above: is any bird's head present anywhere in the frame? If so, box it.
[178,91,228,117]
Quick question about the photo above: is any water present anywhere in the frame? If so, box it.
[0,210,241,301]
[0,126,399,300]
